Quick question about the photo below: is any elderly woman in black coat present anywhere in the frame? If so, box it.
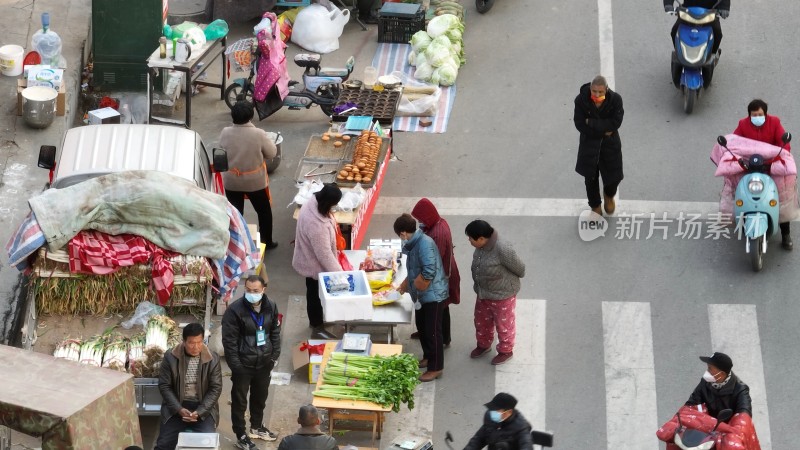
[573,75,624,216]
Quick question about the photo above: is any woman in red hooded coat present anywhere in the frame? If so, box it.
[411,198,460,346]
[733,99,793,250]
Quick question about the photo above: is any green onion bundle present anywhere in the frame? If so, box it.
[102,335,130,372]
[79,335,106,367]
[53,338,81,362]
[129,333,145,362]
[145,315,176,351]
[313,352,420,412]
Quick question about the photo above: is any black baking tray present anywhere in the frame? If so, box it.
[332,89,402,125]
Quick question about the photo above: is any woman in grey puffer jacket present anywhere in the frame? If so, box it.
[465,220,526,366]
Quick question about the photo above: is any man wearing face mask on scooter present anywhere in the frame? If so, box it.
[222,275,282,450]
[463,393,533,450]
[686,352,751,419]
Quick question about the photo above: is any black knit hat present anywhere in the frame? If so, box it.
[485,392,517,410]
[699,352,733,374]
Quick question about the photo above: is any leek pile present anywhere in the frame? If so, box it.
[312,352,420,412]
[53,338,81,362]
[79,335,106,367]
[145,315,177,351]
[102,336,130,372]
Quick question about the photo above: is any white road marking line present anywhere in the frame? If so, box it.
[383,381,436,446]
[708,304,771,450]
[374,196,718,218]
[495,299,546,431]
[602,301,659,450]
[598,0,616,89]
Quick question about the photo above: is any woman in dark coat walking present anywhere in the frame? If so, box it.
[573,75,624,216]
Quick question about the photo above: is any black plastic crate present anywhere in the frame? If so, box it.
[378,5,425,44]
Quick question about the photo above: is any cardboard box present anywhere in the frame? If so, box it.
[88,107,121,125]
[292,339,334,383]
[27,66,64,90]
[17,79,66,117]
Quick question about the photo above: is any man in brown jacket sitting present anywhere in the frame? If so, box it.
[154,323,223,450]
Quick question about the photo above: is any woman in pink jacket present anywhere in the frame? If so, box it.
[292,184,342,339]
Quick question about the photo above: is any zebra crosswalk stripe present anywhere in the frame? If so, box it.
[708,304,772,450]
[495,299,547,431]
[602,301,660,450]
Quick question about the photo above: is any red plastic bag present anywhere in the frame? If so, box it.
[338,251,353,271]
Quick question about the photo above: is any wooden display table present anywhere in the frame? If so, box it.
[313,342,403,448]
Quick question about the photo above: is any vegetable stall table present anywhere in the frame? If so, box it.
[312,342,403,448]
[146,36,227,128]
[321,250,412,343]
[293,130,394,250]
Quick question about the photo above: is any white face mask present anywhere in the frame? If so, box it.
[703,371,717,383]
[245,292,263,303]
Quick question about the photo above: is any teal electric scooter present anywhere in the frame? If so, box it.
[717,132,791,271]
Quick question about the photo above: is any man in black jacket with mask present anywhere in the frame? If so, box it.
[222,275,282,450]
[464,393,533,450]
[686,352,752,419]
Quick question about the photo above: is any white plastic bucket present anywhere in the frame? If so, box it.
[0,44,24,76]
[22,86,58,129]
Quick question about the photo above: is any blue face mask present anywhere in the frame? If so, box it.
[489,410,504,423]
[751,115,766,127]
[245,292,262,303]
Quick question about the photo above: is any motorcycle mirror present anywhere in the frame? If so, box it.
[782,132,792,144]
[531,430,554,447]
[717,135,728,147]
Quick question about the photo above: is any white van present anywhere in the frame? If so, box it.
[37,124,228,191]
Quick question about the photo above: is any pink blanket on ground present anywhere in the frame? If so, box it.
[710,134,799,223]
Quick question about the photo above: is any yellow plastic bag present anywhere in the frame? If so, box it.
[366,270,393,291]
[373,290,401,306]
[277,7,304,43]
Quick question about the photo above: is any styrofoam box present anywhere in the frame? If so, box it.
[318,270,374,322]
[176,432,219,449]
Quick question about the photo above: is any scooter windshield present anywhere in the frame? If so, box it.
[677,428,712,447]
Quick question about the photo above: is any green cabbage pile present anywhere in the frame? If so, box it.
[406,14,465,87]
